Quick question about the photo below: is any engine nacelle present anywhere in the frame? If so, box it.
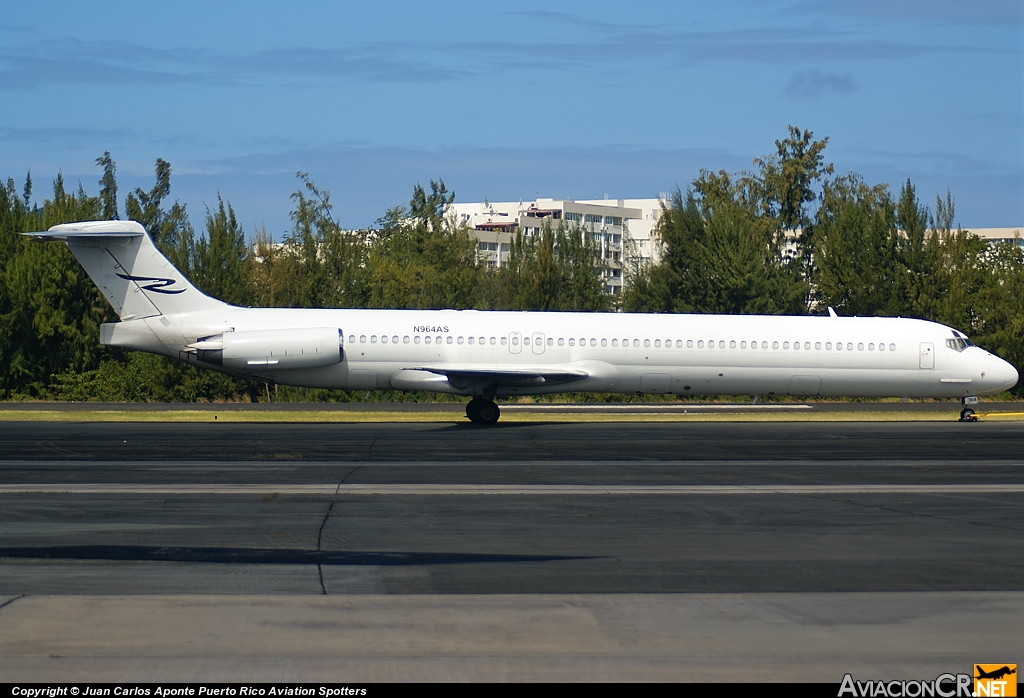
[191,327,343,370]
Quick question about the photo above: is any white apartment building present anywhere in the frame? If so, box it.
[449,197,667,295]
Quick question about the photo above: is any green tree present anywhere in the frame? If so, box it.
[367,180,481,309]
[811,175,902,316]
[492,223,608,311]
[193,195,251,305]
[96,151,119,220]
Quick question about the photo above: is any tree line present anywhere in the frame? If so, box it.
[1,127,1021,401]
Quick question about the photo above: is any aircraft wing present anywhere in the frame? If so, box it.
[392,363,589,391]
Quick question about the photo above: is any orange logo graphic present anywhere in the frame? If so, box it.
[975,665,1017,697]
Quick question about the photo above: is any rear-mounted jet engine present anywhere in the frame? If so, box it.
[189,327,343,370]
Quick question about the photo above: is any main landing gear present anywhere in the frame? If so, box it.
[959,396,979,422]
[466,398,500,425]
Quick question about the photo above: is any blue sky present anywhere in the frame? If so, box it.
[1,0,1021,235]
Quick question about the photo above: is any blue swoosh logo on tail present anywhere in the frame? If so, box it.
[115,273,187,295]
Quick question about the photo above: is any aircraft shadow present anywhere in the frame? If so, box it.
[0,545,596,566]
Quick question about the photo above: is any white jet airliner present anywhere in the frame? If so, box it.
[28,220,1018,424]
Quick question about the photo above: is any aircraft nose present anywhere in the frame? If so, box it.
[991,355,1019,391]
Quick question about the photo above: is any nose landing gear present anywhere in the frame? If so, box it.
[466,398,501,425]
[959,396,979,422]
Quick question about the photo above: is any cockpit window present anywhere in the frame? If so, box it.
[945,337,974,352]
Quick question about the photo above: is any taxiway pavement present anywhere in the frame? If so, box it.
[1,420,1021,680]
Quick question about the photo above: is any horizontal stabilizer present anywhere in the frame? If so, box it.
[24,221,146,241]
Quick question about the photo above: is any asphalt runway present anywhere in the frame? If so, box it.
[1,420,1022,680]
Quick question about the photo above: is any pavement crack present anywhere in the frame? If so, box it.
[316,464,363,594]
[315,501,334,595]
[0,595,25,612]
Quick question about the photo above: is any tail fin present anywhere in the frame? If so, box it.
[25,220,230,320]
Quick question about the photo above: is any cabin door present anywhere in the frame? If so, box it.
[509,331,522,354]
[919,342,934,369]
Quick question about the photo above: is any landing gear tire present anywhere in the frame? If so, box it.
[466,398,500,425]
[959,408,977,422]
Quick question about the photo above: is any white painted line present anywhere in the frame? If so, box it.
[0,484,1022,495]
[501,404,814,411]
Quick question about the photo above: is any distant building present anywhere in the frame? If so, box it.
[449,197,667,295]
[972,227,1024,246]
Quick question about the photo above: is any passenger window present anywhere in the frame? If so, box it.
[815,342,821,350]
[371,335,378,343]
[655,339,661,348]
[772,341,779,349]
[612,339,618,347]
[761,341,768,349]
[804,342,810,350]
[569,338,575,346]
[424,337,431,344]
[457,337,464,345]
[644,339,651,348]
[360,335,366,343]
[878,341,885,352]
[825,342,831,350]
[392,335,399,344]
[412,336,419,344]
[467,337,474,345]
[687,340,693,348]
[404,336,410,344]
[547,338,553,346]
[558,338,564,346]
[349,335,356,344]
[600,338,607,347]
[857,343,864,351]
[740,341,746,349]
[524,337,530,346]
[512,336,519,345]
[889,343,896,351]
[868,343,874,351]
[590,338,597,347]
[479,337,485,345]
[718,340,725,349]
[847,343,853,351]
[501,337,507,345]
[729,340,736,349]
[381,335,388,344]
[836,341,842,350]
[444,336,451,345]
[490,337,496,345]
[633,339,640,347]
[697,340,704,348]
[783,342,790,349]
[677,340,683,348]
